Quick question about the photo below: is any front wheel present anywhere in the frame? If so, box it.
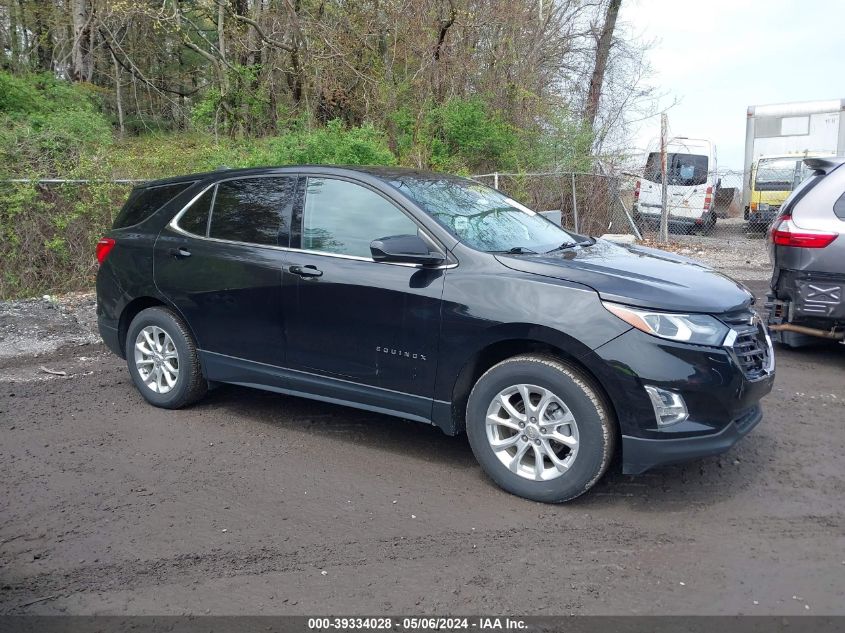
[125,306,207,409]
[465,355,616,503]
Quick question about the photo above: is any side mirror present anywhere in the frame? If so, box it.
[370,235,445,266]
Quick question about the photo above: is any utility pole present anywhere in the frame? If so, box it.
[659,112,669,243]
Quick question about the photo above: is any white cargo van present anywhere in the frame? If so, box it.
[633,138,717,233]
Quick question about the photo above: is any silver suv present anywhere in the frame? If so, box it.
[767,157,845,347]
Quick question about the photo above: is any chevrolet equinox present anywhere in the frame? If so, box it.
[96,166,775,502]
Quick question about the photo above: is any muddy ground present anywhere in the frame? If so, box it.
[1,266,844,615]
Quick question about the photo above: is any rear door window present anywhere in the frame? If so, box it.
[114,182,194,228]
[208,177,297,246]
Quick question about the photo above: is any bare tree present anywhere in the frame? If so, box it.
[583,0,621,131]
[71,0,93,81]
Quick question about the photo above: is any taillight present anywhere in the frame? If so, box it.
[769,214,838,248]
[703,186,712,209]
[96,237,116,264]
[633,180,640,201]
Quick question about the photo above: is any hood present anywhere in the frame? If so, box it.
[495,239,753,314]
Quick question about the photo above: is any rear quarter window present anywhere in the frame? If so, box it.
[114,182,194,229]
[177,187,215,236]
[834,191,845,221]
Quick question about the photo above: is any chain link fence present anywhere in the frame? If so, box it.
[473,169,784,242]
[470,171,641,238]
[471,168,781,283]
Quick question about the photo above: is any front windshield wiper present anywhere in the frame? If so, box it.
[488,246,539,255]
[545,236,595,253]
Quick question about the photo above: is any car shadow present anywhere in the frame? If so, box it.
[571,429,775,511]
[197,383,478,469]
[194,383,771,511]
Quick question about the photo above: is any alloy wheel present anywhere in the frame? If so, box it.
[134,325,180,394]
[485,384,579,481]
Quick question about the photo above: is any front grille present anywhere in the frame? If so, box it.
[733,329,768,378]
[720,310,772,380]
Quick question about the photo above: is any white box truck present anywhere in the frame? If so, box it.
[742,99,845,216]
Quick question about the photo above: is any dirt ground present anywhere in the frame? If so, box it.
[1,269,844,615]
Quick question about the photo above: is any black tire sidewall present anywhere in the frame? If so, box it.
[466,357,612,503]
[125,308,197,409]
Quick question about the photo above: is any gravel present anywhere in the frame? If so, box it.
[1,281,843,616]
[0,292,98,361]
[639,218,772,282]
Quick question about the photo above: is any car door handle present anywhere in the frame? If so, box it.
[169,247,192,259]
[289,265,323,278]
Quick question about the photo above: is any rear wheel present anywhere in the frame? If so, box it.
[465,355,615,503]
[125,307,207,409]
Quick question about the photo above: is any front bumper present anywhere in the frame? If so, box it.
[635,208,705,229]
[622,405,762,474]
[586,325,775,474]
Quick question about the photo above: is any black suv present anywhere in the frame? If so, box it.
[96,166,775,502]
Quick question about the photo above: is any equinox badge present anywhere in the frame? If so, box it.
[376,346,426,361]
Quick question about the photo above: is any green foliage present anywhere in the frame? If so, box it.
[0,71,111,176]
[0,72,600,299]
[0,72,44,115]
[428,98,518,173]
[257,120,396,166]
[103,120,395,181]
[418,98,594,174]
[0,180,125,298]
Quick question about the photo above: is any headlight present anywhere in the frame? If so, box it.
[603,301,729,346]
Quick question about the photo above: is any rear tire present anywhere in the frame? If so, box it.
[465,355,616,503]
[125,307,207,409]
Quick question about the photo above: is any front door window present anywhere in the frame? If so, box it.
[301,178,418,257]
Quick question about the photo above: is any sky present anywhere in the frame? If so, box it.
[620,0,845,170]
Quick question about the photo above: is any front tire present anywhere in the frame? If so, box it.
[125,307,207,409]
[465,355,615,503]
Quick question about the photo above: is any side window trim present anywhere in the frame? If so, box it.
[204,184,218,238]
[290,176,307,250]
[170,182,216,237]
[168,173,455,267]
[296,174,447,262]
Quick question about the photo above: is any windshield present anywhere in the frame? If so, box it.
[644,152,709,186]
[387,176,576,253]
[755,158,801,191]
